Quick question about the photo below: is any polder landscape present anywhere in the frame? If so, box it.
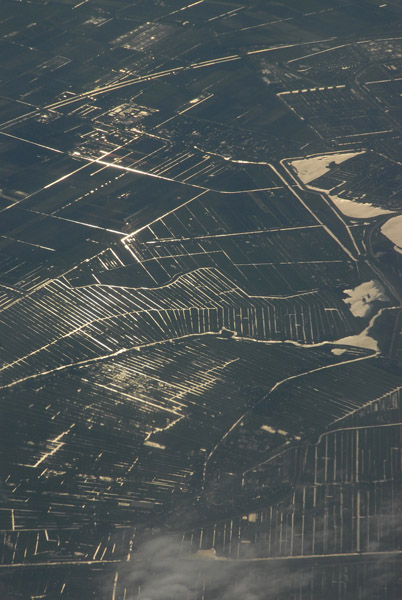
[1,0,402,598]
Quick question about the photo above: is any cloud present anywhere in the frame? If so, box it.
[116,491,402,599]
[118,534,311,600]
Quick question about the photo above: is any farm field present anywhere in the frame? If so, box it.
[1,0,402,598]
